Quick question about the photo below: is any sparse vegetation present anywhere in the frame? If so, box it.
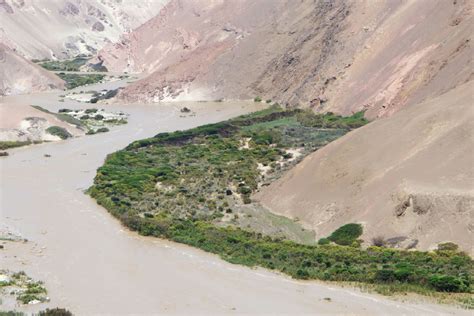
[254,96,262,102]
[0,270,48,305]
[296,109,368,129]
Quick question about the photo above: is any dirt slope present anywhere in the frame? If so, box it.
[99,0,472,118]
[0,0,168,59]
[0,44,64,96]
[257,81,474,253]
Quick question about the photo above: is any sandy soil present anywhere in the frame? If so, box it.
[0,82,470,314]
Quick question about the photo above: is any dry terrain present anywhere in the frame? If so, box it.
[258,81,474,254]
[0,0,167,59]
[98,0,472,118]
[0,44,64,96]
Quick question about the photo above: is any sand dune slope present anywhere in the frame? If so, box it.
[257,81,474,253]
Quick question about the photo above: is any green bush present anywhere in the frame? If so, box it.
[327,223,363,246]
[38,308,73,316]
[429,275,469,292]
[437,242,459,252]
[96,127,109,133]
[318,238,330,245]
[254,96,262,102]
[85,108,98,114]
[46,126,72,140]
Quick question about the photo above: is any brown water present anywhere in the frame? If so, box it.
[0,87,469,315]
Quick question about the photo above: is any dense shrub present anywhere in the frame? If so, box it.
[327,223,363,246]
[46,126,72,140]
[437,242,459,252]
[318,238,330,245]
[429,275,469,292]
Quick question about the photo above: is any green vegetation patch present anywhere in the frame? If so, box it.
[46,126,72,140]
[0,270,48,305]
[327,223,363,246]
[88,106,473,294]
[57,73,105,89]
[0,141,42,150]
[38,56,89,72]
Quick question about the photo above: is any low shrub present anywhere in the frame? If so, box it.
[38,308,73,316]
[429,275,470,292]
[45,126,72,140]
[327,223,363,246]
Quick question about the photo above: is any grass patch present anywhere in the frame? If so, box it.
[57,73,105,89]
[0,141,41,150]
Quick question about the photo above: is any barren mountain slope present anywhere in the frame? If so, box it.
[0,0,168,59]
[257,81,474,253]
[100,0,472,118]
[0,44,64,96]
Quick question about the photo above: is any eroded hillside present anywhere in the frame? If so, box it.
[99,0,472,118]
[0,0,168,59]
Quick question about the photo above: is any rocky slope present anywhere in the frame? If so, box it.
[0,0,168,59]
[257,81,474,253]
[99,0,472,118]
[0,44,64,96]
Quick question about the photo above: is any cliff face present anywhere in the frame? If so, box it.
[0,44,64,96]
[99,0,472,118]
[0,0,168,59]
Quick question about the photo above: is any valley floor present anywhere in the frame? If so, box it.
[0,84,470,314]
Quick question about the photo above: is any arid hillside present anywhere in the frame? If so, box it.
[257,81,474,253]
[99,0,472,118]
[0,0,168,59]
[0,44,64,96]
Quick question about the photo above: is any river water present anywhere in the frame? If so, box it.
[0,84,469,315]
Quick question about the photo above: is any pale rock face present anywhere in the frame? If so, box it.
[0,43,64,96]
[0,0,169,59]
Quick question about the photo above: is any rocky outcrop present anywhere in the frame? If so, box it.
[0,44,64,96]
[99,0,472,118]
